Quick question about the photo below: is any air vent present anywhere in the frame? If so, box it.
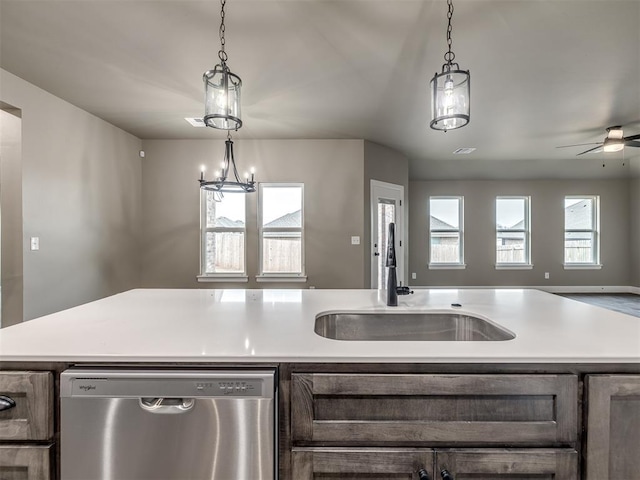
[453,147,476,154]
[185,117,206,127]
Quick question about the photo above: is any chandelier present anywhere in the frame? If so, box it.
[430,0,470,132]
[200,0,255,194]
[199,133,255,193]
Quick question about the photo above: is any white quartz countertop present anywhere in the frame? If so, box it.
[0,288,638,363]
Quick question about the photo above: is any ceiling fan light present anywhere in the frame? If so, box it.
[603,138,624,152]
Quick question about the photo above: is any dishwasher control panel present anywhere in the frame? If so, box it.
[61,369,275,399]
[196,380,262,396]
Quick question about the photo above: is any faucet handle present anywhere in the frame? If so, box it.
[396,286,414,295]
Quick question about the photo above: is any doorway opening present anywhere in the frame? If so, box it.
[0,103,24,328]
[370,180,404,289]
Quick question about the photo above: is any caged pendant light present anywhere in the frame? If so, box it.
[203,0,242,130]
[430,0,470,132]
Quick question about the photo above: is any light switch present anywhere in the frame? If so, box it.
[30,237,40,251]
[412,272,417,280]
[351,236,360,245]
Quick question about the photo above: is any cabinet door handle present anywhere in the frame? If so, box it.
[417,468,431,480]
[0,395,16,411]
[440,469,454,480]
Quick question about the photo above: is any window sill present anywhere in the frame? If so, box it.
[563,264,602,270]
[428,263,466,270]
[495,264,534,270]
[256,275,308,283]
[197,275,248,283]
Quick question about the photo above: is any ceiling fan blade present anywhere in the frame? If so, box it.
[625,140,640,148]
[624,133,640,141]
[577,145,604,156]
[556,142,603,149]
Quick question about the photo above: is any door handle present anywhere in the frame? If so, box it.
[0,395,16,412]
[139,397,195,414]
[374,252,380,256]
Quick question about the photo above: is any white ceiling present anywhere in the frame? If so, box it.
[1,0,639,180]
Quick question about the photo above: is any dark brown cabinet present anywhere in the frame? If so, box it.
[292,373,578,445]
[0,372,54,480]
[585,375,640,480]
[435,449,578,480]
[292,448,434,479]
[289,373,579,480]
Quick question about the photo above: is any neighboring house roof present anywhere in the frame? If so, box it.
[265,210,301,228]
[430,216,456,230]
[215,217,245,228]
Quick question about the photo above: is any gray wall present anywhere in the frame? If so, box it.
[141,139,366,289]
[0,107,23,326]
[0,69,142,320]
[363,141,409,285]
[631,175,640,287]
[409,179,631,287]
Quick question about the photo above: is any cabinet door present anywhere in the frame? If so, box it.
[292,448,434,480]
[0,372,53,441]
[586,375,640,480]
[435,449,578,480]
[0,445,52,480]
[292,374,577,446]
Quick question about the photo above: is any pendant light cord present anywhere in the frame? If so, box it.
[445,0,455,65]
[218,0,228,65]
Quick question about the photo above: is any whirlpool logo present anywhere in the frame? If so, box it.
[78,384,97,391]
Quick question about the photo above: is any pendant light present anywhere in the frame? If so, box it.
[199,133,256,193]
[203,0,242,130]
[430,0,470,132]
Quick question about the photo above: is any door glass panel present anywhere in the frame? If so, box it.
[377,200,396,289]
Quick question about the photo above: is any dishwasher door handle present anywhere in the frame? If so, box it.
[139,397,195,414]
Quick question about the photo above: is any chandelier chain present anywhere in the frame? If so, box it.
[444,0,455,65]
[218,0,228,64]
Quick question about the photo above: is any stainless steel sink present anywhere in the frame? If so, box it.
[315,312,515,341]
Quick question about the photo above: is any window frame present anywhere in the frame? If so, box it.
[197,190,248,282]
[563,195,601,269]
[257,182,307,282]
[495,195,532,269]
[428,195,465,269]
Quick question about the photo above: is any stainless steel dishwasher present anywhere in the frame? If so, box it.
[60,368,276,480]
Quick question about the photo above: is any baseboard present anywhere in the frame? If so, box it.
[410,285,639,294]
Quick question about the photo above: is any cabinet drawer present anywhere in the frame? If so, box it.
[291,374,578,446]
[0,372,53,441]
[0,445,52,480]
[292,448,434,479]
[436,448,578,480]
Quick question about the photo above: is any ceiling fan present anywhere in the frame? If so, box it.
[557,126,640,156]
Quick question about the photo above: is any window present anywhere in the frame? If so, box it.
[258,183,306,280]
[199,191,247,281]
[564,196,600,267]
[496,196,531,268]
[429,196,464,267]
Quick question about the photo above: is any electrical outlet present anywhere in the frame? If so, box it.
[544,272,550,280]
[30,237,40,251]
[412,272,417,280]
[351,236,360,245]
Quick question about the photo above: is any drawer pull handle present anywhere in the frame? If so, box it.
[0,395,16,411]
[441,469,454,480]
[417,468,431,480]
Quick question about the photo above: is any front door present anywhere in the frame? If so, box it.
[370,180,404,289]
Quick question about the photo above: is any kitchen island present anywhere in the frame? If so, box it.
[0,288,639,480]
